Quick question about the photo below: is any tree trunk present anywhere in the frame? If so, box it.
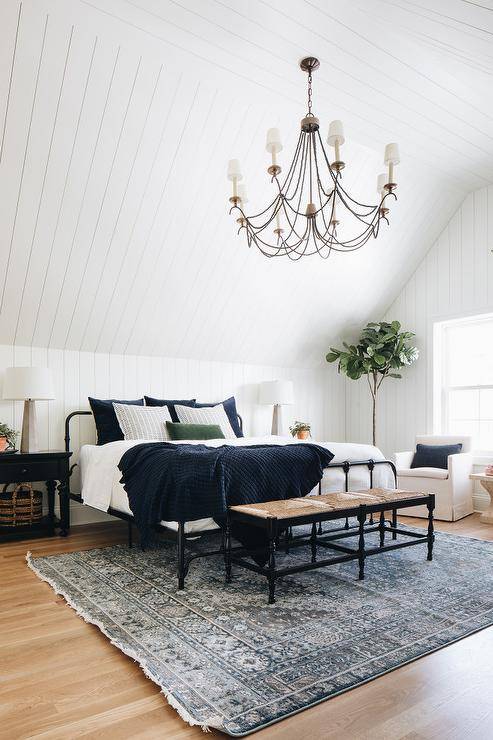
[372,373,378,447]
[372,391,377,447]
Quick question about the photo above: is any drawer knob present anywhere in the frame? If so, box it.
[21,468,27,474]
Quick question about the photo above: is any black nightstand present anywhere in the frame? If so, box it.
[0,450,72,542]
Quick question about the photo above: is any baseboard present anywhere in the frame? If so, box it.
[68,502,115,525]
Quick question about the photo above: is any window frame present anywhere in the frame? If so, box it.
[435,312,493,456]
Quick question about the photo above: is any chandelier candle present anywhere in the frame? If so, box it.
[227,56,399,259]
[227,158,242,201]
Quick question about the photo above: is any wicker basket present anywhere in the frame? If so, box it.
[0,483,43,527]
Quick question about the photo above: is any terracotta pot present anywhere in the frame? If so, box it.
[0,436,8,452]
[296,430,310,440]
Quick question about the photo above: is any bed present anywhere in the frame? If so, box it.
[64,410,397,587]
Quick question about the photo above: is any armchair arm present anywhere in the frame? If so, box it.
[395,451,414,469]
[448,452,473,483]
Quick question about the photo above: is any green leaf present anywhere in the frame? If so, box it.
[325,352,339,363]
[388,373,402,379]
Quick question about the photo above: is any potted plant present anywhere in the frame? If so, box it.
[326,320,418,446]
[0,422,18,452]
[289,421,311,440]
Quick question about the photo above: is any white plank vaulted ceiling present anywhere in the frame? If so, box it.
[0,0,491,367]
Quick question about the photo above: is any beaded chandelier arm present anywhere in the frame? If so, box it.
[228,57,399,260]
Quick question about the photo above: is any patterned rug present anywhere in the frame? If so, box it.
[28,525,493,736]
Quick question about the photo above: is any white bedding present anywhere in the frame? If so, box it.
[80,436,395,533]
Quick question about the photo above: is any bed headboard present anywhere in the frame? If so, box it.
[64,409,243,453]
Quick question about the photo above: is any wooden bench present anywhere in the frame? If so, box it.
[225,488,435,603]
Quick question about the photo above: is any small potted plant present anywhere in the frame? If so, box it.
[289,421,311,440]
[0,422,18,452]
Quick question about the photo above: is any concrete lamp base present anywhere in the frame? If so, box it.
[20,399,39,453]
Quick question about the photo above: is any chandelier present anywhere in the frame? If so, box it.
[227,57,399,260]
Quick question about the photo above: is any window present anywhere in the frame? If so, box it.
[436,314,493,452]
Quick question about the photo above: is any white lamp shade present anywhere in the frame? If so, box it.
[259,379,294,405]
[377,173,387,195]
[327,120,345,147]
[2,367,55,400]
[384,143,400,165]
[266,127,283,154]
[237,183,248,204]
[227,159,243,181]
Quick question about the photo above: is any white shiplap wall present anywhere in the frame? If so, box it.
[345,186,493,508]
[0,343,345,523]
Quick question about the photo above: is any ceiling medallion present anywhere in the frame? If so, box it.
[227,57,399,259]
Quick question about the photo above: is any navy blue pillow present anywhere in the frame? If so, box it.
[144,396,196,423]
[193,396,243,438]
[411,443,462,471]
[88,397,144,445]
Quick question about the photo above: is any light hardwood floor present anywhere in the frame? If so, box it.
[1,515,492,740]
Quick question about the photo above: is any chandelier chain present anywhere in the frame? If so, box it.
[307,71,313,116]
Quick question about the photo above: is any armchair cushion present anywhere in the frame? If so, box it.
[411,443,462,470]
[398,467,449,480]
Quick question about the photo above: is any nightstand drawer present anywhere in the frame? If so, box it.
[0,462,56,483]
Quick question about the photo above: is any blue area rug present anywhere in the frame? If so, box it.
[28,525,493,736]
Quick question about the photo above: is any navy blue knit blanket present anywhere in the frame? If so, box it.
[118,442,334,555]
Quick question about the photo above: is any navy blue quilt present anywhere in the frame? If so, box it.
[118,442,334,552]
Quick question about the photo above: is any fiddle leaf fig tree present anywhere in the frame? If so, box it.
[326,321,419,446]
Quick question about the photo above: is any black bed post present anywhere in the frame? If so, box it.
[224,512,232,584]
[177,521,186,589]
[368,460,375,524]
[343,461,350,529]
[427,495,435,561]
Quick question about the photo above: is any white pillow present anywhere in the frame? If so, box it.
[174,404,236,439]
[113,403,172,441]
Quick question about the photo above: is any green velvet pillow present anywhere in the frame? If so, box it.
[165,422,225,441]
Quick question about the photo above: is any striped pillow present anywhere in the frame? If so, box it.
[174,404,236,439]
[113,403,172,441]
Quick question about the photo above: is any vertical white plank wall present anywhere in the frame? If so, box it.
[0,344,345,524]
[344,186,493,510]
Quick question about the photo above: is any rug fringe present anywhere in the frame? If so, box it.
[26,552,214,734]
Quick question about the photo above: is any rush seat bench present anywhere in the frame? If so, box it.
[225,488,435,603]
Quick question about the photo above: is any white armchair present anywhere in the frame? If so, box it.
[395,435,474,521]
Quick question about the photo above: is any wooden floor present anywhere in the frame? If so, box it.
[1,515,492,740]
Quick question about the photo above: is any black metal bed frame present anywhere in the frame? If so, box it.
[63,411,398,590]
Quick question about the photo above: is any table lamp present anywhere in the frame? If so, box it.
[259,379,294,435]
[2,367,55,453]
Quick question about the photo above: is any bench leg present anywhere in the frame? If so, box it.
[357,506,366,580]
[310,522,317,563]
[268,520,276,604]
[392,507,398,540]
[427,497,435,561]
[379,510,385,548]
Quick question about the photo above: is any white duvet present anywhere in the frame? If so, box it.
[80,436,394,534]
